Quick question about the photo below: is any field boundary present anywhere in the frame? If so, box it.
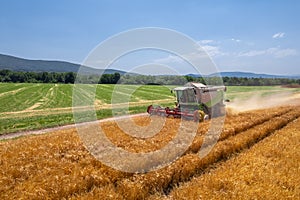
[0,99,173,119]
[0,113,148,141]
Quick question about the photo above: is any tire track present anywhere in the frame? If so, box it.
[1,107,299,199]
[114,109,300,199]
[165,116,300,200]
[24,85,57,111]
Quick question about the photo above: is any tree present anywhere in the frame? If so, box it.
[99,74,111,84]
[185,75,195,82]
[64,72,75,83]
[112,72,121,84]
[41,72,50,83]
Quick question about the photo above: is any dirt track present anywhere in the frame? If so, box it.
[0,113,148,141]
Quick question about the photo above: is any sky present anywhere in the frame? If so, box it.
[0,0,300,75]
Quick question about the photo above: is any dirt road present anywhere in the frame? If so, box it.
[0,113,148,141]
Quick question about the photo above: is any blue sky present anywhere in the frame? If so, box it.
[0,0,299,75]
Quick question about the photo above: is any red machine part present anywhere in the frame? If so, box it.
[147,105,203,122]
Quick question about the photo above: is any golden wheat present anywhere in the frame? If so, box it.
[168,116,300,199]
[0,106,299,199]
[187,106,292,154]
[92,108,300,199]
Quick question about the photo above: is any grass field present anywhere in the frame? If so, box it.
[0,83,174,112]
[225,85,300,100]
[0,105,299,199]
[0,83,175,134]
[0,83,300,134]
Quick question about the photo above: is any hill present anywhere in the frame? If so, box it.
[1,54,298,78]
[216,71,299,78]
[0,54,126,74]
[187,71,300,79]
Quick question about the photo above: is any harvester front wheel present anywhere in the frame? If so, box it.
[193,110,205,122]
[147,105,153,114]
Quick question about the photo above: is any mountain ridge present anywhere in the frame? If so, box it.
[0,54,298,78]
[187,71,300,79]
[0,53,126,75]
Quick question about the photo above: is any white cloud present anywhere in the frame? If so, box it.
[272,48,297,58]
[153,55,185,64]
[231,38,241,42]
[153,52,210,64]
[198,40,215,44]
[272,32,285,39]
[238,50,265,57]
[201,45,223,57]
[238,47,297,58]
[154,40,224,64]
[196,40,227,57]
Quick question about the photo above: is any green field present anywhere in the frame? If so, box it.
[0,83,175,134]
[1,83,300,134]
[225,85,300,100]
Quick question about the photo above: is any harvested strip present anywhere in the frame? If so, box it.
[0,106,298,199]
[167,115,300,199]
[99,107,291,154]
[115,108,300,199]
[188,106,292,153]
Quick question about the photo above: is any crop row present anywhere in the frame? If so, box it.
[112,108,300,199]
[187,106,292,153]
[167,115,300,200]
[98,106,292,154]
[0,106,298,199]
[41,107,298,199]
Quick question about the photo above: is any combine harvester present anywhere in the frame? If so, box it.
[147,82,227,122]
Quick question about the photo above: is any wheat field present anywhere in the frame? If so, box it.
[0,105,299,199]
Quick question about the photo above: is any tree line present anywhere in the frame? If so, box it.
[0,70,76,84]
[0,69,299,86]
[0,70,121,84]
[188,76,300,86]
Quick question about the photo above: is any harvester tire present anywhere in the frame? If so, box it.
[193,110,205,122]
[202,105,211,119]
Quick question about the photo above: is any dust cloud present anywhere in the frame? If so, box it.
[226,91,300,113]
